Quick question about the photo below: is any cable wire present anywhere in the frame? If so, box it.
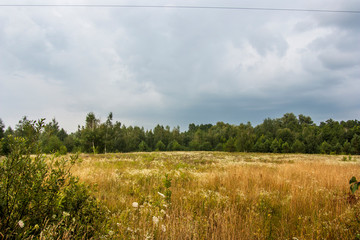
[0,4,359,14]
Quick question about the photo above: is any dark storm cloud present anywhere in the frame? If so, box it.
[0,0,359,131]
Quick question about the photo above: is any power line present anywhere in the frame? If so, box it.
[0,4,359,14]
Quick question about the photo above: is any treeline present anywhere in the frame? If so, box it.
[1,112,360,155]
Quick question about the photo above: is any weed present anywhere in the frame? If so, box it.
[0,121,107,239]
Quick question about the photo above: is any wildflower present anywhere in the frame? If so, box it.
[144,232,152,239]
[158,192,165,198]
[160,209,166,215]
[132,202,139,208]
[161,224,166,232]
[34,224,39,230]
[62,211,70,217]
[108,230,114,236]
[152,216,159,225]
[18,220,24,228]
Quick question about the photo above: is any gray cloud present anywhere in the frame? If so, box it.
[0,0,359,131]
[319,50,359,70]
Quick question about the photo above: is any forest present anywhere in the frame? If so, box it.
[1,112,360,155]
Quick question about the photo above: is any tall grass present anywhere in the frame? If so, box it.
[72,152,360,239]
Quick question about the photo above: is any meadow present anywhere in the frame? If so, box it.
[72,152,360,239]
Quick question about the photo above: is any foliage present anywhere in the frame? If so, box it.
[224,137,236,152]
[155,140,166,151]
[139,140,150,152]
[292,139,305,153]
[0,120,107,239]
[2,113,360,155]
[167,140,182,151]
[320,141,332,154]
[351,134,360,155]
[281,142,291,153]
[162,173,172,204]
[270,138,282,153]
[0,119,4,140]
[350,176,360,194]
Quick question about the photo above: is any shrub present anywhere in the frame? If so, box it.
[350,176,360,194]
[224,138,236,152]
[155,140,166,151]
[292,139,305,153]
[59,145,68,155]
[41,135,64,154]
[138,140,150,152]
[281,142,291,153]
[0,120,107,239]
[215,143,224,151]
[320,141,332,154]
[167,140,183,151]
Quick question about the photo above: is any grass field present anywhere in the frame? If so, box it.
[71,152,360,239]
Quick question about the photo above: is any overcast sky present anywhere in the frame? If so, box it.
[0,0,359,132]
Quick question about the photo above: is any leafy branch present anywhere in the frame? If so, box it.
[349,176,360,194]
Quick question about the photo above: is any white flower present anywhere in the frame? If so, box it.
[152,216,159,225]
[158,192,165,198]
[108,230,114,236]
[161,224,166,232]
[18,220,24,228]
[144,232,152,239]
[62,211,70,217]
[132,202,139,208]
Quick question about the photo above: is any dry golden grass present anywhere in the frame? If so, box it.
[71,152,360,239]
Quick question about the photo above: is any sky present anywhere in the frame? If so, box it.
[0,0,359,133]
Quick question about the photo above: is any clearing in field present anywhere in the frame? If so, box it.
[72,152,360,239]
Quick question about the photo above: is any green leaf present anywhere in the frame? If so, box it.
[351,183,359,194]
[350,176,357,184]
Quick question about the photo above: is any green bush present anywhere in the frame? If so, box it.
[350,176,360,194]
[0,120,107,239]
[59,145,68,155]
[155,140,166,151]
